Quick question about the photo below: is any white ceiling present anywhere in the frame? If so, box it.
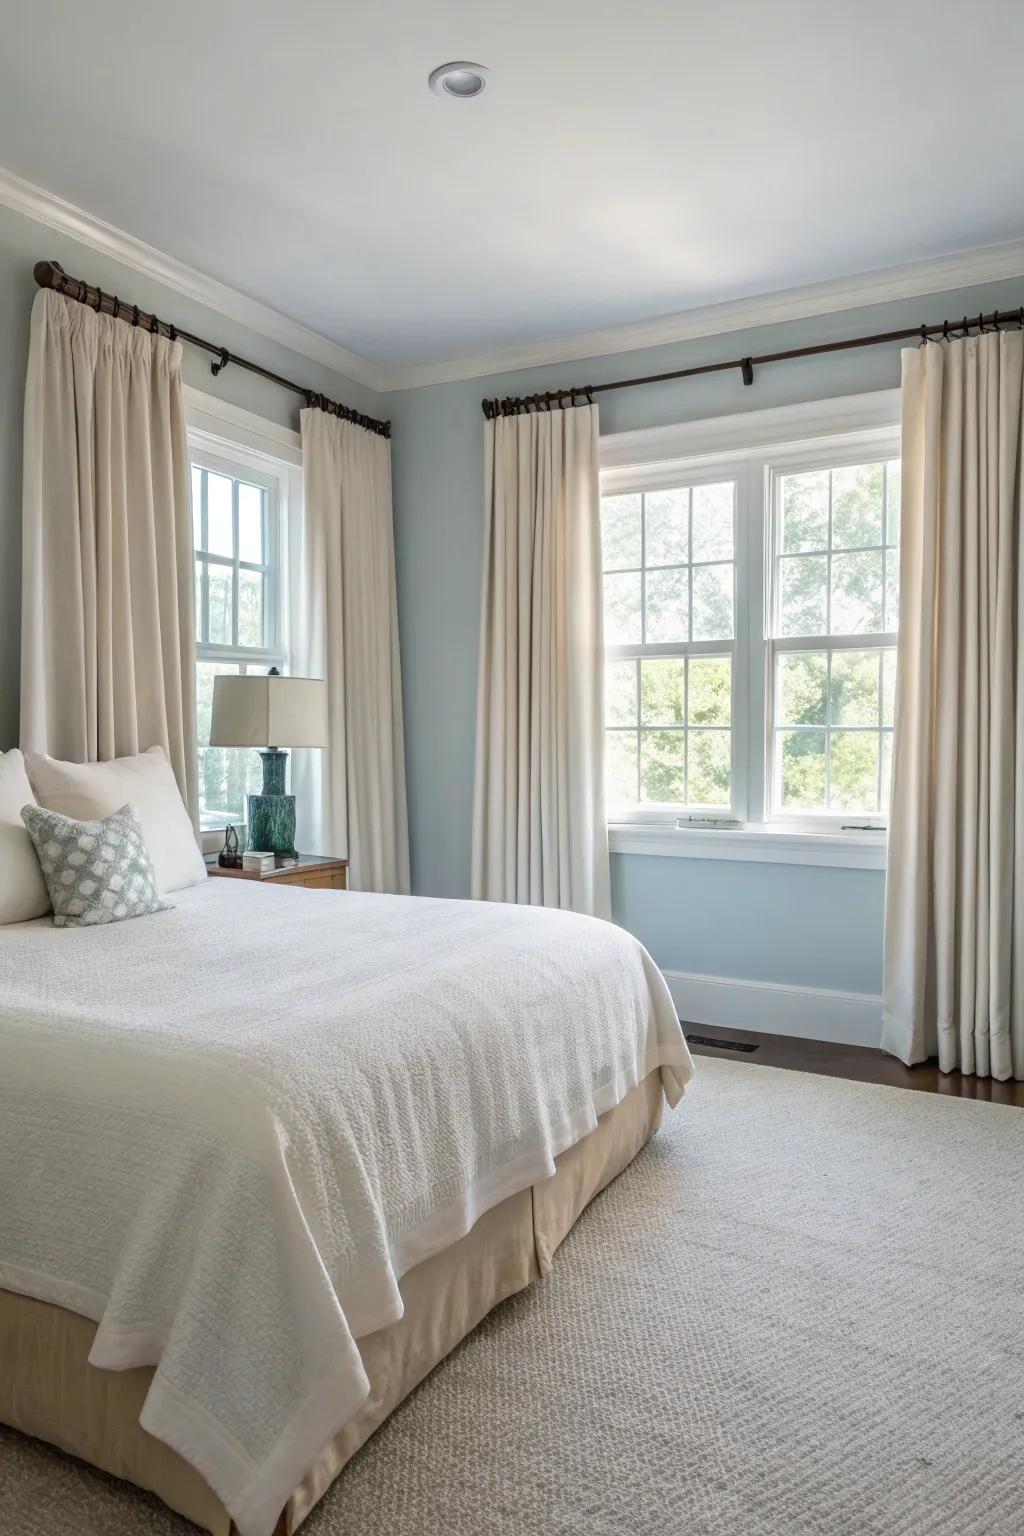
[1,0,1023,376]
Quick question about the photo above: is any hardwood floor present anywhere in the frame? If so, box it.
[684,1021,1024,1107]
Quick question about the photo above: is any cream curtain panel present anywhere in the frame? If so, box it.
[20,290,197,816]
[472,404,610,918]
[883,330,1024,1080]
[293,409,410,893]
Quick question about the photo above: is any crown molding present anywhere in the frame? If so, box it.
[0,164,385,393]
[383,238,1024,392]
[5,160,1023,400]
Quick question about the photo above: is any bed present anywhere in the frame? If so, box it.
[0,878,693,1535]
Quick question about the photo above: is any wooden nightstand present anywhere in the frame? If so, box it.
[205,854,348,891]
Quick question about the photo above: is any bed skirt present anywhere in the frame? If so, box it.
[0,1072,664,1535]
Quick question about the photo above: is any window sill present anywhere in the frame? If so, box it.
[607,822,886,870]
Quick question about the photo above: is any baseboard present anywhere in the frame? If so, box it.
[663,968,883,1049]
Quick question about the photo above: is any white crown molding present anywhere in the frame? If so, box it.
[6,160,1023,400]
[599,388,900,474]
[0,164,385,393]
[384,239,1024,392]
[664,969,882,1050]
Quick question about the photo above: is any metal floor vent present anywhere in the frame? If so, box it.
[686,1033,759,1054]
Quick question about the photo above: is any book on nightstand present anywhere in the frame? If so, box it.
[242,851,276,875]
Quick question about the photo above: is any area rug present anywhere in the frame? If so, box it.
[3,1057,1023,1536]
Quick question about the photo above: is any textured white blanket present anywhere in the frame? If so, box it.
[0,881,692,1535]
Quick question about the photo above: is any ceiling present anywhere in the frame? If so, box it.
[1,0,1023,378]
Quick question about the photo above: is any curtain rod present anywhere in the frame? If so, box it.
[481,304,1024,420]
[34,259,391,439]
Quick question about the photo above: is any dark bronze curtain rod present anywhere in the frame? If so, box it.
[481,305,1024,420]
[34,259,391,439]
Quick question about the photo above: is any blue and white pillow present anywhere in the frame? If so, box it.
[21,802,170,928]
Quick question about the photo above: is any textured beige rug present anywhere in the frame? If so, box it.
[4,1057,1024,1536]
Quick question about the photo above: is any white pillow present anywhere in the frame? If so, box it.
[0,749,51,924]
[25,746,207,895]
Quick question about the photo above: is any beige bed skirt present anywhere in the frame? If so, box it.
[0,1072,664,1535]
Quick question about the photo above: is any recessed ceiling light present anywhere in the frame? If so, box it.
[428,61,492,100]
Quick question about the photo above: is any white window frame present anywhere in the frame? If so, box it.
[764,439,899,835]
[191,446,285,671]
[603,466,748,827]
[600,389,900,869]
[185,387,303,847]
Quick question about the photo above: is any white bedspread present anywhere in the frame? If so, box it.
[0,881,692,1535]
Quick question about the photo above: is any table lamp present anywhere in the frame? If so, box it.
[209,669,327,856]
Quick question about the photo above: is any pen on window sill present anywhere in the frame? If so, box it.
[675,818,738,830]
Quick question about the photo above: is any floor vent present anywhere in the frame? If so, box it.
[686,1033,759,1054]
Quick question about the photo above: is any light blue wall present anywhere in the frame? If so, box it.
[0,199,382,749]
[389,273,1024,998]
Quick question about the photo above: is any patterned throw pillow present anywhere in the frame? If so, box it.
[20,803,170,928]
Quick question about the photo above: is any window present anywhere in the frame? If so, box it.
[769,460,899,823]
[191,448,286,832]
[600,394,901,848]
[602,480,739,817]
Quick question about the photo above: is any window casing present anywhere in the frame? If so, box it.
[600,408,901,840]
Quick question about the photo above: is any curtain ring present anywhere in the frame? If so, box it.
[211,345,230,376]
[131,303,140,327]
[94,286,103,313]
[112,296,121,320]
[169,323,177,342]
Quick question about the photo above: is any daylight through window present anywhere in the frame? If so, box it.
[770,460,899,820]
[191,452,285,832]
[602,481,736,813]
[601,415,901,831]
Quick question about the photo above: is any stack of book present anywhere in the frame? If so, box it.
[242,851,276,875]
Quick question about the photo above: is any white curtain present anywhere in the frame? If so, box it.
[472,404,610,918]
[20,290,197,817]
[883,330,1024,1080]
[293,408,410,893]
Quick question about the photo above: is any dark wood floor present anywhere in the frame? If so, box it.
[685,1021,1024,1107]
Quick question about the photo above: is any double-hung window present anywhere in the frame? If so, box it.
[600,393,901,853]
[190,447,287,832]
[603,478,740,820]
[768,457,900,826]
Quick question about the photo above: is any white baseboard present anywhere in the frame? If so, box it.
[663,968,883,1049]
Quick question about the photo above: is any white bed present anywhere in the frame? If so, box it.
[0,879,692,1535]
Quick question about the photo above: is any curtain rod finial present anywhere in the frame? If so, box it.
[34,259,63,290]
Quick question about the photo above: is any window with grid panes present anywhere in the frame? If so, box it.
[191,452,285,831]
[601,480,737,815]
[769,458,900,822]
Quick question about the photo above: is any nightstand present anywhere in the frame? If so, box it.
[205,854,348,891]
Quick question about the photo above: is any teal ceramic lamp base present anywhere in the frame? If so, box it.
[246,748,296,856]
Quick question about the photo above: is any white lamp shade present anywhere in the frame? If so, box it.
[209,675,327,749]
